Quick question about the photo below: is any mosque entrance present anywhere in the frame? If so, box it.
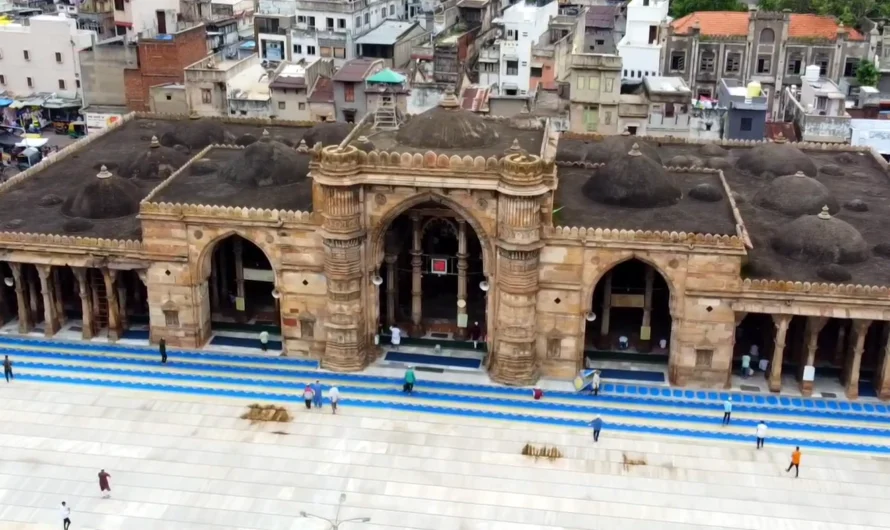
[377,202,485,341]
[207,234,280,350]
[584,259,672,364]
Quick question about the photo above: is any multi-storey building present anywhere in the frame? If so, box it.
[76,0,115,38]
[111,0,179,38]
[616,0,667,81]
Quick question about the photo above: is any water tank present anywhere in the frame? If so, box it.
[746,81,761,98]
[804,64,820,82]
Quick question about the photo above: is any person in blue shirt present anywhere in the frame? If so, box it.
[589,415,603,442]
[722,398,733,425]
[311,380,323,409]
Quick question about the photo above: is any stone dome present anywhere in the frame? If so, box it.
[63,165,144,219]
[122,136,191,181]
[395,89,499,149]
[753,171,838,217]
[584,134,661,164]
[219,132,309,188]
[700,143,727,157]
[302,121,353,148]
[582,143,681,208]
[159,117,230,151]
[350,135,375,152]
[771,206,870,264]
[735,140,817,177]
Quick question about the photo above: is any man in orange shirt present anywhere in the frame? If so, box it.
[786,447,801,478]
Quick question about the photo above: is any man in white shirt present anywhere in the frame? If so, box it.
[259,331,269,351]
[755,421,768,449]
[618,335,629,350]
[389,325,402,350]
[60,501,71,530]
[328,386,340,414]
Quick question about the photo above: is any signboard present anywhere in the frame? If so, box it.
[457,313,468,328]
[611,294,645,308]
[802,365,815,382]
[243,267,274,282]
[639,326,651,341]
[84,113,122,133]
[430,258,448,275]
[235,297,245,312]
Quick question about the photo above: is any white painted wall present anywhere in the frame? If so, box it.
[0,14,94,96]
[851,119,890,155]
[115,0,179,37]
[617,0,668,80]
[497,0,557,94]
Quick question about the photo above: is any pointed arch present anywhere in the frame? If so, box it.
[581,252,680,319]
[195,229,278,282]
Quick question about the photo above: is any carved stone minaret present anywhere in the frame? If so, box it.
[315,144,370,371]
[489,150,551,385]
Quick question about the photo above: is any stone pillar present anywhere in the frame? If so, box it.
[599,272,612,339]
[219,241,229,303]
[410,211,423,335]
[456,219,468,339]
[9,263,31,333]
[384,253,397,327]
[118,280,129,331]
[52,268,66,325]
[27,268,39,324]
[768,314,791,392]
[798,316,827,397]
[317,145,369,371]
[210,252,220,312]
[834,322,847,366]
[103,268,121,341]
[72,267,94,340]
[874,326,890,400]
[640,267,655,350]
[843,319,871,399]
[233,237,245,309]
[35,265,59,337]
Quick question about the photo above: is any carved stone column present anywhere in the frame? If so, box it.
[798,316,827,397]
[640,267,655,350]
[456,218,468,339]
[210,252,220,312]
[410,211,423,335]
[317,144,369,371]
[834,321,847,366]
[875,326,890,400]
[9,263,31,333]
[118,280,129,331]
[27,268,39,324]
[35,265,59,337]
[103,268,121,341]
[843,319,871,399]
[384,254,397,327]
[599,272,612,341]
[72,267,94,340]
[233,237,245,313]
[53,268,66,325]
[489,150,548,385]
[768,314,791,392]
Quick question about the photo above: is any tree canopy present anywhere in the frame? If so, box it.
[856,58,880,86]
[756,0,889,25]
[670,0,747,19]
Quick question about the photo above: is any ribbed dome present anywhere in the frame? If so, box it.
[735,140,817,177]
[122,136,190,181]
[302,121,352,148]
[771,206,869,264]
[754,171,838,217]
[395,89,499,149]
[219,132,309,188]
[63,165,143,219]
[582,143,681,208]
[159,117,230,151]
[584,134,661,164]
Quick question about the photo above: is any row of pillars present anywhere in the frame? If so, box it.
[753,313,890,399]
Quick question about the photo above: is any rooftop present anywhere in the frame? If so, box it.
[355,20,417,46]
[644,76,691,95]
[671,12,864,41]
[227,64,272,101]
[270,63,307,90]
[585,5,619,29]
[332,57,382,82]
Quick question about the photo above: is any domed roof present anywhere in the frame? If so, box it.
[121,136,191,181]
[159,117,231,150]
[581,143,681,208]
[395,89,499,150]
[753,171,838,217]
[63,165,144,219]
[584,134,661,164]
[302,121,353,148]
[350,135,375,152]
[735,139,817,177]
[771,206,870,265]
[219,133,309,188]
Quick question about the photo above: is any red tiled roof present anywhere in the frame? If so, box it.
[308,76,334,103]
[671,12,863,41]
[332,58,380,82]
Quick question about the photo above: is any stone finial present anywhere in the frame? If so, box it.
[358,135,369,142]
[628,143,642,157]
[189,111,200,120]
[818,205,831,220]
[774,132,787,144]
[262,129,270,138]
[794,171,805,176]
[440,86,459,109]
[150,135,160,148]
[297,139,309,153]
[97,165,112,179]
[507,138,521,153]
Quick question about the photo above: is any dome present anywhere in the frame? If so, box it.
[753,171,838,217]
[122,136,191,181]
[771,207,869,264]
[63,165,144,219]
[302,121,352,148]
[350,135,375,151]
[159,117,231,150]
[219,135,309,188]
[395,89,499,149]
[735,140,817,177]
[584,134,661,164]
[581,143,681,208]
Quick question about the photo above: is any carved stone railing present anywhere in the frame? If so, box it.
[133,111,321,128]
[546,226,744,249]
[140,201,313,223]
[0,232,143,251]
[741,278,890,299]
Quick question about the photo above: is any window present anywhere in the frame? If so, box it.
[338,18,346,29]
[740,117,753,131]
[530,66,543,77]
[699,51,714,72]
[55,52,62,63]
[605,78,614,92]
[695,349,713,368]
[334,47,345,58]
[26,77,32,88]
[300,317,315,339]
[664,103,674,118]
[326,17,334,29]
[506,60,518,75]
[844,58,858,77]
[0,75,5,85]
[697,88,711,99]
[759,28,775,44]
[320,46,332,57]
[308,16,316,28]
[595,39,605,46]
[307,45,316,55]
[114,0,124,9]
[299,102,306,110]
[201,88,212,104]
[164,310,179,327]
[546,337,561,359]
[604,111,612,125]
[355,15,361,27]
[297,15,306,23]
[278,101,286,110]
[787,56,802,75]
[816,56,828,76]
[364,13,369,24]
[58,79,65,90]
[670,52,685,72]
[76,79,80,88]
[756,55,771,74]
[648,25,657,43]
[390,4,395,15]
[576,76,586,90]
[294,44,302,54]
[344,82,355,102]
[23,50,29,61]
[725,53,740,73]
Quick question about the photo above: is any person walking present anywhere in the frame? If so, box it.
[786,447,802,478]
[329,386,340,414]
[302,384,314,410]
[755,420,768,449]
[592,370,601,397]
[722,398,733,426]
[312,380,323,409]
[589,415,603,442]
[532,387,544,400]
[741,353,751,378]
[259,331,269,352]
[98,469,111,498]
[389,324,402,350]
[403,366,416,393]
[159,338,167,364]
[3,354,12,382]
[469,321,481,348]
[60,501,71,530]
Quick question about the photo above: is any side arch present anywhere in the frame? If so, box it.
[579,251,682,320]
[194,229,279,284]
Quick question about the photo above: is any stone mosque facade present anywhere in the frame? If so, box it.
[1,93,890,399]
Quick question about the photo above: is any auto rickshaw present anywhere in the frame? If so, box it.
[16,147,41,170]
[68,121,86,138]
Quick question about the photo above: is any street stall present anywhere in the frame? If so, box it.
[44,95,82,135]
[10,94,50,133]
[15,146,41,169]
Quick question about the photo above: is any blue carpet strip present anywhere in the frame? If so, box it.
[209,335,283,350]
[384,351,482,369]
[13,372,890,455]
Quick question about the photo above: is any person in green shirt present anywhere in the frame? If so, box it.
[741,353,751,378]
[403,366,416,393]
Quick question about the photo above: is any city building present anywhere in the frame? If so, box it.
[616,0,667,81]
[210,0,254,39]
[112,0,179,38]
[80,35,138,132]
[331,57,387,122]
[76,0,115,38]
[566,49,622,133]
[355,20,427,69]
[665,10,876,117]
[183,53,267,117]
[269,59,335,121]
[781,65,851,143]
[583,4,623,55]
[717,78,768,140]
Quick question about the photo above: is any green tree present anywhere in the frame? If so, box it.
[670,0,747,19]
[856,58,880,87]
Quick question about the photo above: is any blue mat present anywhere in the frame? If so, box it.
[596,368,665,383]
[121,329,150,340]
[210,335,282,350]
[384,351,481,369]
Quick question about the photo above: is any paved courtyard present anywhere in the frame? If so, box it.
[0,381,887,530]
